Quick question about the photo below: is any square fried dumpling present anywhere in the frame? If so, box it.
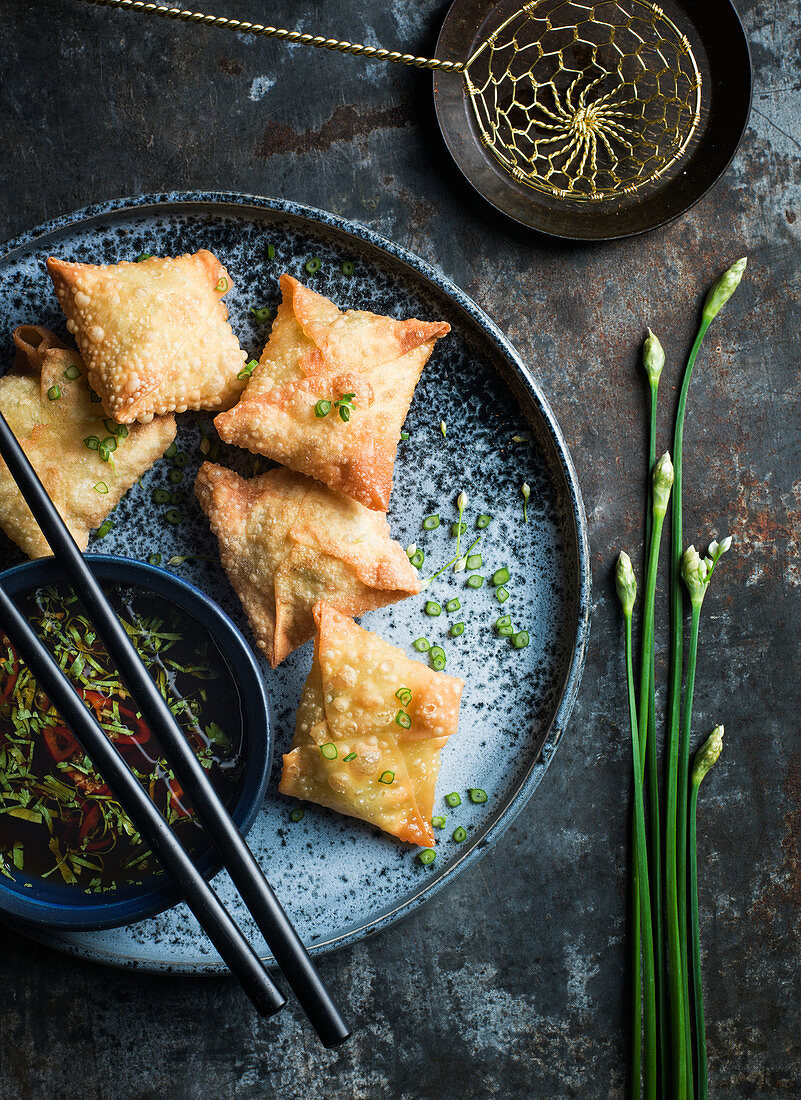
[279,602,464,846]
[0,326,176,558]
[194,462,421,667]
[213,274,450,510]
[47,250,248,424]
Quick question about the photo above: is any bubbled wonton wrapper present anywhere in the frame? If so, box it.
[213,275,451,511]
[279,602,464,846]
[47,250,248,424]
[194,462,421,668]
[0,327,176,558]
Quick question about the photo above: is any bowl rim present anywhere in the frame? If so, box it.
[0,553,272,930]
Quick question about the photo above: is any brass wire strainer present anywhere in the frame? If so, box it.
[76,0,702,203]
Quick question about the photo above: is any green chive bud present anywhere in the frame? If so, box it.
[457,491,468,511]
[440,420,447,438]
[681,545,711,607]
[615,551,636,616]
[691,724,724,787]
[652,451,674,518]
[643,329,665,388]
[453,557,467,573]
[702,257,747,323]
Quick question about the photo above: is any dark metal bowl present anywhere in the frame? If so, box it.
[433,0,752,240]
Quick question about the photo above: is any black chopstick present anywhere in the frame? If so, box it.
[0,582,286,1017]
[0,413,350,1048]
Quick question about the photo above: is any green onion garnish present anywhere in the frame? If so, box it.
[63,365,81,380]
[95,520,114,539]
[425,601,442,617]
[452,826,467,843]
[476,514,492,529]
[47,385,61,401]
[290,807,305,822]
[305,257,322,274]
[174,451,188,468]
[237,359,258,381]
[338,405,350,423]
[496,586,510,603]
[315,399,332,418]
[89,389,102,403]
[169,468,183,484]
[446,598,461,612]
[94,482,109,494]
[469,788,488,804]
[466,575,484,589]
[422,514,440,530]
[102,435,118,453]
[267,244,276,260]
[165,508,183,525]
[432,815,447,829]
[412,638,430,652]
[395,687,413,707]
[320,743,337,760]
[152,489,171,504]
[495,615,512,629]
[135,252,153,262]
[84,436,100,451]
[451,522,467,536]
[466,554,483,570]
[400,431,410,441]
[497,623,514,637]
[379,770,395,784]
[512,630,530,649]
[103,419,126,437]
[449,622,465,638]
[98,443,111,462]
[429,645,446,671]
[147,553,162,566]
[418,849,436,865]
[445,792,461,808]
[215,277,228,293]
[492,567,510,586]
[342,260,355,276]
[410,549,424,569]
[343,752,357,762]
[165,442,177,459]
[250,305,272,324]
[395,710,412,730]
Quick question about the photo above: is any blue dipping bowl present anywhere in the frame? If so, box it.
[0,554,272,931]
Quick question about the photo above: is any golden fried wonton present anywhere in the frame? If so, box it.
[279,602,464,846]
[213,274,450,511]
[47,250,248,424]
[194,462,421,667]
[0,326,176,558]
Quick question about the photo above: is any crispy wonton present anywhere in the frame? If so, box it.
[194,462,421,667]
[213,274,450,511]
[47,250,248,424]
[0,326,176,558]
[279,602,464,846]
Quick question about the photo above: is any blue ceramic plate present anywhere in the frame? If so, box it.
[0,193,590,972]
[0,555,272,931]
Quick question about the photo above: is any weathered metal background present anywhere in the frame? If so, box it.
[0,1,799,1096]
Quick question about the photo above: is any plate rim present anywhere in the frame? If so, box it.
[0,191,591,973]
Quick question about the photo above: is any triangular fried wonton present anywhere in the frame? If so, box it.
[194,463,420,667]
[0,326,176,558]
[213,275,450,511]
[47,250,248,424]
[279,602,464,846]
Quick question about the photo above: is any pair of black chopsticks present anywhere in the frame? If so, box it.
[0,413,349,1047]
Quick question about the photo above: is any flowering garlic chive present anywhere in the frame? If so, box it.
[652,451,674,518]
[702,257,747,323]
[457,491,468,511]
[455,490,468,558]
[643,329,665,388]
[440,420,447,438]
[691,724,724,788]
[615,551,637,616]
[522,482,530,523]
[453,557,466,573]
[681,545,711,607]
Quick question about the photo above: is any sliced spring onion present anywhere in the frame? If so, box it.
[174,451,189,468]
[446,597,461,612]
[430,645,446,671]
[97,443,111,463]
[135,252,153,262]
[343,752,357,762]
[469,788,488,804]
[445,792,461,808]
[422,514,440,530]
[47,385,61,401]
[94,482,109,494]
[512,630,530,649]
[395,710,412,730]
[418,849,436,865]
[452,826,467,843]
[290,808,305,822]
[147,553,162,566]
[338,404,351,423]
[63,365,80,380]
[466,575,484,589]
[341,260,355,276]
[95,520,114,539]
[466,554,483,570]
[315,399,331,418]
[379,770,395,784]
[152,489,171,504]
[496,586,510,603]
[449,622,465,638]
[165,442,177,459]
[410,549,425,569]
[170,491,183,504]
[400,430,410,441]
[267,244,276,260]
[432,815,447,829]
[320,743,337,760]
[495,614,512,629]
[412,638,431,652]
[492,566,510,586]
[497,624,515,637]
[168,468,183,484]
[165,508,183,525]
[451,522,467,536]
[305,257,322,274]
[84,436,100,451]
[102,435,118,453]
[395,687,413,707]
[250,305,272,324]
[425,601,442,617]
[237,358,258,381]
[215,277,228,293]
[477,514,492,528]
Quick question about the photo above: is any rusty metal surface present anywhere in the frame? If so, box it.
[0,0,799,1095]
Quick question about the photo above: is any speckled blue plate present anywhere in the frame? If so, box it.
[0,193,590,973]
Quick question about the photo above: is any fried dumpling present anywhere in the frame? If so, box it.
[0,326,176,558]
[194,462,420,667]
[213,274,450,510]
[279,602,464,846]
[47,250,248,424]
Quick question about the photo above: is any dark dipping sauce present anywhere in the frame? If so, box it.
[0,582,245,893]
